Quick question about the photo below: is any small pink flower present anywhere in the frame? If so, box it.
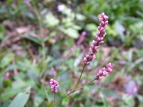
[49,79,59,93]
[4,72,10,80]
[96,63,113,80]
[24,0,32,7]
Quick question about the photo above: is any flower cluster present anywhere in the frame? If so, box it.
[49,79,59,93]
[96,63,113,80]
[83,13,108,64]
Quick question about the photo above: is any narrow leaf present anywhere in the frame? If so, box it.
[9,87,31,107]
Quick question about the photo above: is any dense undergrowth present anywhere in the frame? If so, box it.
[0,0,143,107]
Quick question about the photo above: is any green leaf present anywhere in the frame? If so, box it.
[48,58,61,67]
[34,89,45,107]
[103,73,116,85]
[129,22,143,34]
[23,35,42,45]
[1,100,11,107]
[101,89,120,99]
[0,77,3,89]
[0,24,6,40]
[61,28,79,38]
[100,93,108,107]
[58,71,71,90]
[44,13,59,27]
[76,14,86,21]
[86,23,97,31]
[74,53,84,67]
[0,54,14,68]
[127,58,143,72]
[1,88,22,100]
[44,88,50,106]
[115,21,125,42]
[66,28,79,38]
[34,95,43,107]
[9,87,31,107]
[122,94,135,106]
[3,79,12,87]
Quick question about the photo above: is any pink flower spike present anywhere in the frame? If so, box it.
[100,27,104,32]
[96,32,100,36]
[99,76,103,79]
[86,62,90,64]
[105,21,108,24]
[49,79,59,93]
[101,21,105,25]
[83,13,108,64]
[108,63,112,68]
[94,46,99,49]
[101,13,105,17]
[104,16,109,20]
[4,72,10,80]
[107,67,112,72]
[81,31,87,36]
[99,18,103,22]
[92,55,96,59]
[97,37,102,41]
[24,0,32,7]
[99,41,104,44]
[102,71,108,76]
[92,40,96,44]
[98,26,101,31]
[96,63,113,80]
[102,67,106,71]
[83,57,87,62]
[100,37,104,40]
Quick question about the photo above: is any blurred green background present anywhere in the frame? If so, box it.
[0,0,143,107]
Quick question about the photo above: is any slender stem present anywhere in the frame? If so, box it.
[42,42,46,60]
[75,64,86,89]
[53,91,74,106]
[74,78,97,92]
[54,93,55,104]
[39,42,46,78]
[53,78,97,106]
